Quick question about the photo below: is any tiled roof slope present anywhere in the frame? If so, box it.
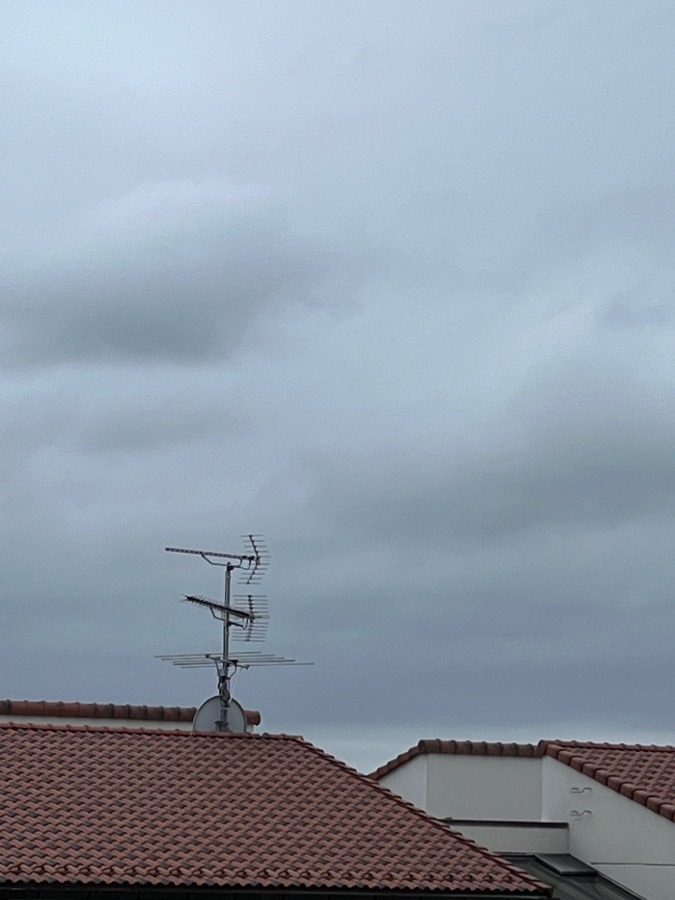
[546,740,675,822]
[0,698,261,726]
[370,738,675,824]
[0,723,548,895]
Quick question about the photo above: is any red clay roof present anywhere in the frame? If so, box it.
[0,723,548,895]
[546,740,675,822]
[370,738,675,824]
[369,740,540,778]
[0,698,261,726]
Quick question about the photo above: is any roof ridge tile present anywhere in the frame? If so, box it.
[372,736,675,780]
[0,698,262,726]
[543,741,675,822]
[0,720,273,738]
[369,737,542,778]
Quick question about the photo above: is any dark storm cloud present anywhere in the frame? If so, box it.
[0,179,351,370]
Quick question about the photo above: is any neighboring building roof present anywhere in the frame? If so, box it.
[0,697,261,726]
[369,739,540,778]
[370,738,675,824]
[0,722,548,895]
[0,697,194,722]
[546,740,675,822]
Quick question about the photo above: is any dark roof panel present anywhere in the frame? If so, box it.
[508,855,644,899]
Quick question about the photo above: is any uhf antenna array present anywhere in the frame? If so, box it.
[159,534,310,732]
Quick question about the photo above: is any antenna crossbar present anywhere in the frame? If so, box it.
[156,651,312,669]
[166,546,257,562]
[182,594,254,621]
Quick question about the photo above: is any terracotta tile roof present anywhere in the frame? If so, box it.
[0,698,261,726]
[370,739,540,779]
[545,740,675,822]
[371,737,675,825]
[0,723,548,895]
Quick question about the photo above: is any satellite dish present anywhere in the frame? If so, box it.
[193,695,247,733]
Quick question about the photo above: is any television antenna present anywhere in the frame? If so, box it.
[159,534,311,732]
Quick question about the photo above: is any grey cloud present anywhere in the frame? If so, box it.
[278,517,675,664]
[597,293,674,331]
[1,179,352,370]
[301,385,675,554]
[0,369,255,460]
[78,397,248,456]
[249,354,675,730]
[244,636,675,731]
[388,184,675,305]
[0,389,69,456]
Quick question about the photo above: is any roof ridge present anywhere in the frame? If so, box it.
[0,698,261,726]
[0,722,326,749]
[0,721,194,736]
[0,721,285,739]
[547,739,675,752]
[0,698,196,714]
[371,736,675,779]
[370,737,542,779]
[543,741,675,823]
[289,734,547,892]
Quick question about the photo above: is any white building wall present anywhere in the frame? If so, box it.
[542,755,675,900]
[378,753,429,811]
[378,753,568,856]
[424,754,544,820]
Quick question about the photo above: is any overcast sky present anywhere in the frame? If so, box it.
[1,1,674,772]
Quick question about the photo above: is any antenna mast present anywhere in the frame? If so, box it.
[164,535,268,732]
[161,535,310,732]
